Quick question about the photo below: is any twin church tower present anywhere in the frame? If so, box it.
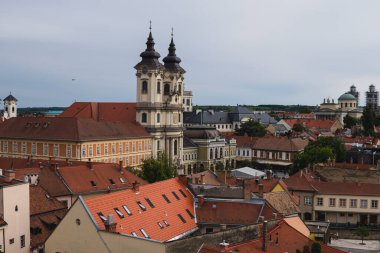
[134,26,187,166]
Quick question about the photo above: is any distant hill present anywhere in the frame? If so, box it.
[17,107,67,116]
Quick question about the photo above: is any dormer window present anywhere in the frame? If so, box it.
[142,81,148,94]
[114,208,124,218]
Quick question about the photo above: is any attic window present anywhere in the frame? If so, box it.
[157,221,164,229]
[162,194,171,203]
[114,208,124,218]
[109,179,115,185]
[179,189,187,198]
[145,198,155,208]
[122,205,132,216]
[163,220,170,227]
[178,214,186,223]
[97,212,107,222]
[140,228,150,238]
[172,191,180,200]
[186,209,194,219]
[120,178,125,184]
[136,201,146,211]
[131,231,137,237]
[90,181,97,187]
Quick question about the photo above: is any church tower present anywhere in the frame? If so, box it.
[135,25,184,166]
[3,93,17,119]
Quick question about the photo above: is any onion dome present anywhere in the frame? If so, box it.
[163,29,185,73]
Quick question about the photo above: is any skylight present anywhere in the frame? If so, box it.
[178,214,186,223]
[109,179,115,185]
[179,189,187,198]
[131,231,137,237]
[172,191,180,200]
[97,212,107,222]
[120,177,125,184]
[114,208,124,218]
[163,220,170,227]
[136,201,147,211]
[157,221,164,229]
[122,205,132,216]
[145,198,155,208]
[186,209,194,219]
[140,228,150,238]
[91,181,97,187]
[162,194,171,203]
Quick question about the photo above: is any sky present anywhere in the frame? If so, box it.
[1,1,380,108]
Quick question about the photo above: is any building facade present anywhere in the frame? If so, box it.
[2,94,17,120]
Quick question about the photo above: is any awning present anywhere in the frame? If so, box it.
[256,160,292,166]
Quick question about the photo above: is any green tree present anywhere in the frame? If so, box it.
[235,119,266,137]
[354,226,369,245]
[302,245,310,253]
[343,114,358,129]
[215,161,225,171]
[141,153,176,183]
[311,242,321,253]
[296,250,302,253]
[292,123,306,132]
[362,106,375,136]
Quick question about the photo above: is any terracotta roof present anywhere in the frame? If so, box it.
[84,178,197,242]
[246,178,280,193]
[0,116,149,141]
[0,218,7,228]
[59,102,137,123]
[284,119,338,131]
[29,185,66,216]
[58,163,148,194]
[0,157,84,170]
[196,199,278,225]
[233,135,258,148]
[263,191,300,216]
[283,171,316,192]
[252,136,308,152]
[190,170,224,186]
[201,219,344,253]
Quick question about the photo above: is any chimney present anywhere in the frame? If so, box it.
[243,179,253,200]
[3,169,15,182]
[266,170,271,180]
[195,177,199,184]
[132,181,140,193]
[197,195,205,207]
[178,175,189,186]
[87,158,93,169]
[200,172,205,184]
[119,160,123,171]
[258,184,264,198]
[262,220,268,252]
[104,214,117,233]
[300,170,303,177]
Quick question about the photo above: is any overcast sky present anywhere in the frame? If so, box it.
[1,1,380,107]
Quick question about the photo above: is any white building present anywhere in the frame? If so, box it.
[3,94,18,120]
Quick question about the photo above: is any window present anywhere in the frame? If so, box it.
[157,82,161,93]
[179,189,187,198]
[97,212,107,222]
[178,84,182,95]
[339,212,345,217]
[186,209,194,219]
[140,228,149,238]
[163,220,170,227]
[360,199,368,208]
[104,144,108,154]
[91,181,97,187]
[157,113,160,123]
[145,198,155,208]
[67,145,72,157]
[9,238,14,244]
[174,140,178,156]
[31,143,36,155]
[131,231,137,237]
[157,221,164,229]
[88,146,93,156]
[142,81,148,94]
[97,145,100,155]
[141,113,147,123]
[329,198,336,207]
[2,142,8,153]
[122,205,132,216]
[119,144,122,153]
[114,208,124,218]
[82,147,86,156]
[13,142,18,153]
[109,179,115,185]
[132,143,136,152]
[371,200,378,209]
[125,143,129,152]
[339,199,347,208]
[43,144,49,156]
[137,201,147,211]
[178,214,186,223]
[304,196,312,206]
[316,197,323,206]
[21,143,26,153]
[162,194,171,203]
[210,149,213,159]
[172,191,180,200]
[164,84,170,95]
[53,145,59,157]
[138,142,142,151]
[112,144,116,154]
[350,199,357,208]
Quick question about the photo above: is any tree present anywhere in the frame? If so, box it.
[141,153,176,183]
[235,119,266,137]
[354,226,369,245]
[296,250,302,253]
[311,242,321,253]
[362,106,375,136]
[302,245,310,253]
[343,114,357,129]
[292,123,306,132]
[215,161,225,171]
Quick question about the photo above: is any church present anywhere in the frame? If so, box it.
[1,93,18,120]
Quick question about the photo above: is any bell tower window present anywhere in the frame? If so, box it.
[142,81,148,94]
[157,82,161,94]
[164,84,170,95]
[141,113,147,123]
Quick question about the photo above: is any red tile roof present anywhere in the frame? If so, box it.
[190,170,224,185]
[0,116,149,141]
[284,119,339,131]
[232,135,308,152]
[29,185,66,216]
[84,178,197,242]
[60,102,137,123]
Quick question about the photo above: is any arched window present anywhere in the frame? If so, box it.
[210,149,213,159]
[141,113,147,123]
[220,148,223,158]
[164,84,170,95]
[12,106,15,113]
[157,82,161,94]
[174,140,178,156]
[157,113,160,123]
[345,103,348,107]
[142,81,148,94]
